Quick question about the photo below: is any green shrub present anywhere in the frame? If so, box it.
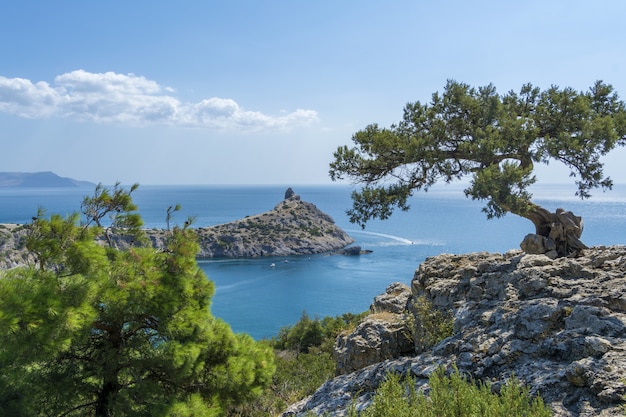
[272,311,367,353]
[351,368,552,417]
[228,311,368,416]
[409,295,454,351]
[227,348,335,417]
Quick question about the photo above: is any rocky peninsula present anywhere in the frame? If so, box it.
[283,246,626,416]
[0,188,355,269]
[143,188,354,258]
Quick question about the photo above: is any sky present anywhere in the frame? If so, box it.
[1,1,625,185]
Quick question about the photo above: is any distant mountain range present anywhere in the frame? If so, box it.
[0,172,95,188]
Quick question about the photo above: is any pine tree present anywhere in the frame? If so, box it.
[0,184,275,417]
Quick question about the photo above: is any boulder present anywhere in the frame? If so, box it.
[520,233,558,258]
[333,316,414,375]
[335,245,372,256]
[333,283,413,375]
[370,282,411,314]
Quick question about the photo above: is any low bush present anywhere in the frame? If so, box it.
[272,310,367,354]
[409,295,454,351]
[350,367,552,417]
[227,311,367,416]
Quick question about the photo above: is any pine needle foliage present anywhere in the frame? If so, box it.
[350,368,551,417]
[330,80,626,257]
[0,184,275,417]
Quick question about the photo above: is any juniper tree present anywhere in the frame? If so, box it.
[330,80,626,256]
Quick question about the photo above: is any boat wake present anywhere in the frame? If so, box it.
[348,229,444,246]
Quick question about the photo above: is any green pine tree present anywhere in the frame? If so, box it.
[0,184,275,417]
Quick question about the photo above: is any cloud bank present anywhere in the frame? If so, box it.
[0,70,318,131]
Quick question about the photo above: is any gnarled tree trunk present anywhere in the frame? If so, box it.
[519,204,588,257]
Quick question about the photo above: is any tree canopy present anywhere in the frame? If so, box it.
[0,184,274,417]
[330,80,626,256]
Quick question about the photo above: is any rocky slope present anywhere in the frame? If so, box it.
[0,189,355,268]
[0,224,33,269]
[191,191,354,258]
[283,246,626,416]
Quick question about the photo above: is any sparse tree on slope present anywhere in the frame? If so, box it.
[330,80,626,256]
[0,184,274,417]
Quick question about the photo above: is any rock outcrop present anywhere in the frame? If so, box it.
[283,246,626,417]
[0,189,355,268]
[190,191,354,257]
[0,224,33,269]
[334,283,414,375]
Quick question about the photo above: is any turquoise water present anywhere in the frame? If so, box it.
[1,184,625,339]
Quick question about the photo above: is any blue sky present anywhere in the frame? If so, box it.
[1,1,625,185]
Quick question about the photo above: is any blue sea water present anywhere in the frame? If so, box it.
[1,184,625,339]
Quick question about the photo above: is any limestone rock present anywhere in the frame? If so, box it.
[284,187,297,200]
[370,282,411,314]
[192,195,353,257]
[520,233,558,258]
[283,246,626,417]
[333,283,413,376]
[333,316,414,376]
[0,224,33,269]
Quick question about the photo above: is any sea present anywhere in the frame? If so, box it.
[1,183,625,340]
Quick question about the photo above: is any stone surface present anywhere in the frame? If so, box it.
[333,283,413,375]
[191,195,353,257]
[0,224,32,269]
[370,282,411,314]
[284,187,296,200]
[283,246,626,417]
[335,245,365,256]
[520,233,558,258]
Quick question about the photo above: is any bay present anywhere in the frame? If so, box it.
[1,183,625,339]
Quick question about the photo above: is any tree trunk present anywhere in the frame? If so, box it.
[94,326,122,417]
[520,204,588,257]
[95,379,118,417]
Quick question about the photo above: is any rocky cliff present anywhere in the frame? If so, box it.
[191,191,354,258]
[283,246,626,416]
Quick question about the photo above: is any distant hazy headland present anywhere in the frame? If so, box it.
[0,171,95,188]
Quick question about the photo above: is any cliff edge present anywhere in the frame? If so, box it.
[283,246,626,417]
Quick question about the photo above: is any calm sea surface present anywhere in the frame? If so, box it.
[1,184,625,339]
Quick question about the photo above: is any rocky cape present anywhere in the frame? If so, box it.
[0,190,355,268]
[283,246,626,417]
[145,190,355,258]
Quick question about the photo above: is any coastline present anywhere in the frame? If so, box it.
[0,192,355,269]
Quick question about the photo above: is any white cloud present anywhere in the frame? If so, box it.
[0,70,319,131]
[0,77,60,117]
